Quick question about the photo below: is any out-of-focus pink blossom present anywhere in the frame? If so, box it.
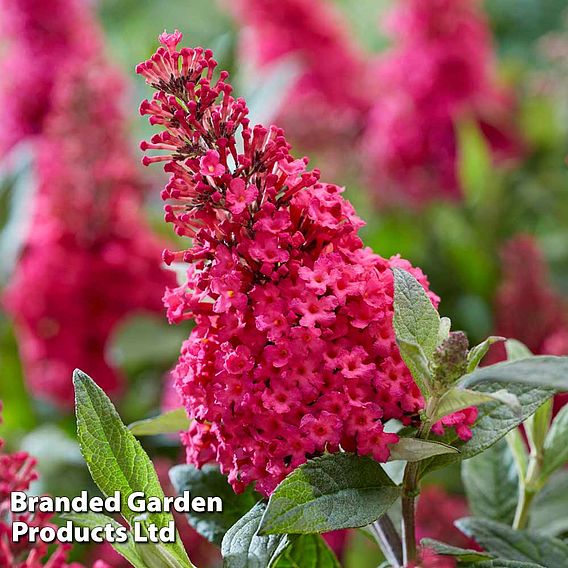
[413,486,477,568]
[0,403,85,567]
[2,7,175,406]
[0,0,99,152]
[491,235,568,412]
[362,0,522,205]
[228,0,373,150]
[495,235,568,354]
[137,31,476,496]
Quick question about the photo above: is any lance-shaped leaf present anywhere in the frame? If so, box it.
[273,535,341,568]
[433,388,520,423]
[395,338,433,395]
[64,513,144,568]
[437,317,452,345]
[258,453,400,535]
[420,539,491,563]
[541,404,568,479]
[73,370,193,568]
[460,356,568,391]
[530,470,568,537]
[505,339,532,361]
[393,268,445,394]
[169,464,258,546]
[467,336,506,373]
[221,502,290,568]
[418,381,553,476]
[129,408,190,436]
[462,439,519,525]
[456,517,568,567]
[388,437,458,462]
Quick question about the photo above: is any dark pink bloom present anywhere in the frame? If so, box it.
[0,0,99,152]
[0,404,85,567]
[226,178,259,215]
[138,32,474,496]
[2,6,175,406]
[494,235,568,355]
[229,0,373,150]
[362,0,522,205]
[490,235,568,414]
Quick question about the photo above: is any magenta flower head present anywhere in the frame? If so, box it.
[138,31,447,496]
[3,44,175,406]
[0,403,83,568]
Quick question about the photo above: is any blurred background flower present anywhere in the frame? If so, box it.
[0,0,567,566]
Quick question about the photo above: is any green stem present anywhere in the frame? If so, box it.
[401,462,420,565]
[513,487,536,530]
[400,410,436,565]
[513,453,541,530]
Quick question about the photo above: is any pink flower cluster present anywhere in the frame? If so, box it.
[0,404,83,568]
[0,0,99,153]
[495,235,568,356]
[491,235,568,413]
[138,31,476,495]
[361,0,522,204]
[2,3,175,406]
[228,0,372,151]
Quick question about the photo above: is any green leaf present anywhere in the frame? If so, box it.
[470,561,544,568]
[462,439,519,525]
[395,338,433,395]
[456,517,568,567]
[419,538,491,563]
[273,535,341,568]
[258,453,400,535]
[221,502,290,568]
[73,370,193,568]
[505,340,533,361]
[461,357,568,391]
[467,337,506,373]
[129,408,190,436]
[169,464,258,546]
[419,382,553,476]
[525,399,552,457]
[506,429,528,485]
[64,513,144,568]
[388,437,459,462]
[541,404,568,479]
[434,388,520,423]
[457,383,552,461]
[392,267,440,361]
[503,341,552,458]
[530,470,568,537]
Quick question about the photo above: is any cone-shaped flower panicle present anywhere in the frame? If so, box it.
[138,31,474,495]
